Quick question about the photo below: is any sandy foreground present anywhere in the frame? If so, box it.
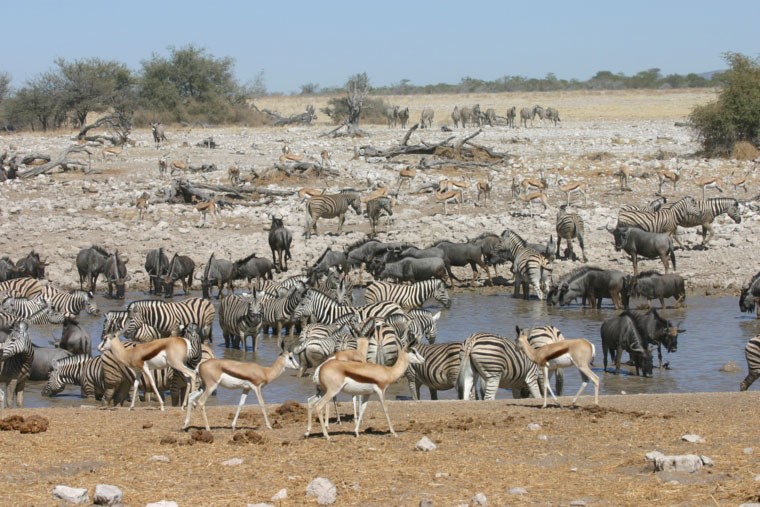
[0,90,759,506]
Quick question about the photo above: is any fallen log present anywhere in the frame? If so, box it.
[19,146,93,179]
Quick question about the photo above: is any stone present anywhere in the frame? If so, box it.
[508,487,527,495]
[419,500,434,507]
[271,489,287,501]
[719,361,741,373]
[526,422,541,431]
[93,484,123,506]
[146,502,179,507]
[416,436,437,452]
[306,477,337,505]
[247,504,274,507]
[222,458,243,466]
[149,455,170,463]
[645,451,714,473]
[570,501,587,506]
[680,434,704,443]
[471,492,487,506]
[51,485,89,505]
[743,447,754,455]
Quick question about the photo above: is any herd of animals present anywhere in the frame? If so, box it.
[384,103,560,130]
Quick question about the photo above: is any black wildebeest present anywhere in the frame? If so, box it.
[611,225,675,277]
[397,245,458,283]
[307,247,348,281]
[553,265,626,309]
[161,253,195,297]
[151,122,167,148]
[369,256,450,284]
[76,246,111,294]
[624,271,686,310]
[0,256,18,282]
[144,247,169,295]
[200,253,236,299]
[268,215,292,272]
[104,251,129,299]
[14,250,48,279]
[55,318,92,357]
[433,240,492,285]
[601,309,683,376]
[468,233,512,276]
[739,270,760,318]
[234,253,274,286]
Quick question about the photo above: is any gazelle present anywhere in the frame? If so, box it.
[135,192,149,221]
[98,333,197,412]
[559,181,588,207]
[516,191,549,217]
[194,197,218,227]
[434,189,462,215]
[170,155,190,175]
[439,178,469,201]
[361,185,389,203]
[731,169,751,195]
[183,350,300,431]
[514,326,599,408]
[520,170,548,194]
[101,145,123,160]
[228,163,241,186]
[158,156,168,177]
[397,167,417,190]
[279,151,304,164]
[695,176,724,200]
[298,187,325,204]
[476,173,494,204]
[657,165,680,193]
[320,150,333,170]
[305,341,424,440]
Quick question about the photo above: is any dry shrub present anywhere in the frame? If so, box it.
[191,429,214,444]
[0,415,25,431]
[732,141,759,160]
[19,415,49,434]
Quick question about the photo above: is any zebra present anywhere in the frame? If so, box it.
[556,205,588,262]
[545,107,561,126]
[451,106,461,128]
[0,321,34,407]
[506,106,516,128]
[364,279,451,310]
[1,295,67,324]
[123,297,215,343]
[292,321,358,377]
[620,195,668,213]
[262,274,309,298]
[0,310,25,331]
[617,195,698,249]
[676,197,742,247]
[740,335,760,391]
[259,282,308,341]
[218,292,263,350]
[366,196,394,237]
[405,341,462,400]
[407,308,441,344]
[501,228,553,300]
[100,310,160,342]
[456,332,542,400]
[420,107,434,128]
[519,107,534,128]
[522,326,567,396]
[0,277,44,298]
[42,286,99,316]
[42,353,93,398]
[305,191,362,238]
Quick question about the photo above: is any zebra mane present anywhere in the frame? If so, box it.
[51,353,89,369]
[501,228,527,246]
[557,265,604,285]
[235,252,258,265]
[312,247,335,266]
[306,287,340,304]
[636,270,663,279]
[345,237,379,251]
[90,245,110,256]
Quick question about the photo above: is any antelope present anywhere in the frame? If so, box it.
[511,177,522,200]
[279,151,304,164]
[184,350,300,431]
[98,333,197,412]
[516,191,549,217]
[439,178,469,201]
[195,197,218,227]
[170,155,190,174]
[434,189,462,215]
[520,173,548,194]
[397,167,417,190]
[657,166,680,193]
[305,340,424,440]
[731,169,751,195]
[158,156,168,177]
[320,150,333,170]
[515,326,599,408]
[101,146,123,160]
[695,176,724,200]
[282,143,291,154]
[559,181,588,207]
[298,187,325,204]
[476,174,494,204]
[613,165,631,191]
[228,163,241,186]
[135,192,149,221]
[361,185,389,203]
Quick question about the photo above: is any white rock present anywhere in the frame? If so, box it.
[526,422,541,431]
[570,501,587,506]
[247,504,274,507]
[52,485,89,505]
[645,451,713,473]
[150,455,170,463]
[306,477,337,505]
[146,502,179,507]
[743,447,754,455]
[471,492,487,506]
[270,489,287,501]
[680,434,704,443]
[222,458,243,466]
[508,487,527,495]
[416,436,437,452]
[93,484,123,506]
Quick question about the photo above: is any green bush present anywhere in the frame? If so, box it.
[690,53,760,156]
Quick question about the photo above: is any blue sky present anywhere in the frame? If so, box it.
[4,1,759,93]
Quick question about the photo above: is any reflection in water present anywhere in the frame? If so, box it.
[18,289,760,409]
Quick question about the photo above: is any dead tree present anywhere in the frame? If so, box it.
[320,73,370,138]
[262,105,317,126]
[19,145,92,178]
[75,113,133,146]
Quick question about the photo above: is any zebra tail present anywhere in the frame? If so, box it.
[456,340,474,399]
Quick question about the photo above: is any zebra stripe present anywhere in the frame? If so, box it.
[0,277,44,298]
[364,279,450,310]
[617,196,697,248]
[501,228,553,300]
[556,205,587,262]
[678,197,741,246]
[219,293,263,350]
[1,295,66,324]
[405,341,462,400]
[260,283,307,338]
[0,310,24,330]
[43,353,93,396]
[100,310,161,342]
[740,335,760,391]
[524,326,566,396]
[42,286,99,316]
[456,332,541,400]
[123,297,215,343]
[407,308,440,344]
[305,191,362,238]
[292,322,356,377]
[0,322,34,407]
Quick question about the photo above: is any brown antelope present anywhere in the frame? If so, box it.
[297,187,325,204]
[613,165,631,191]
[434,189,462,215]
[361,185,389,203]
[101,145,123,160]
[520,169,548,194]
[135,192,149,221]
[657,166,680,193]
[397,167,417,190]
[195,197,218,227]
[228,163,241,186]
[320,150,333,170]
[476,174,494,204]
[731,169,751,195]
[170,155,190,174]
[516,191,549,217]
[559,181,588,207]
[158,156,168,177]
[279,151,304,164]
[305,340,424,440]
[98,334,197,412]
[695,176,724,200]
[183,350,300,431]
[439,178,469,201]
[515,326,599,408]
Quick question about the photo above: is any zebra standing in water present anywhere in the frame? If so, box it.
[501,228,553,300]
[617,196,697,249]
[363,279,451,310]
[122,297,215,343]
[1,295,67,324]
[456,331,542,400]
[100,310,160,342]
[259,283,307,341]
[522,326,567,396]
[42,354,94,398]
[42,286,100,316]
[556,205,588,262]
[0,321,34,407]
[405,341,463,400]
[0,277,44,298]
[218,292,263,350]
[305,190,362,238]
[677,197,742,247]
[740,335,760,391]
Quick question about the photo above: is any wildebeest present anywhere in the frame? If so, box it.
[397,107,410,129]
[151,122,167,148]
[200,253,236,299]
[56,318,92,357]
[76,246,111,294]
[433,240,493,285]
[451,106,461,128]
[601,309,682,376]
[544,107,561,126]
[307,247,348,282]
[553,266,626,309]
[611,225,676,277]
[14,250,48,279]
[104,251,129,299]
[624,271,686,309]
[144,247,169,295]
[366,197,394,237]
[370,256,449,284]
[420,108,434,128]
[268,215,293,272]
[161,253,195,297]
[397,245,458,283]
[483,108,497,127]
[0,256,18,282]
[739,271,760,317]
[234,253,275,286]
[468,233,512,276]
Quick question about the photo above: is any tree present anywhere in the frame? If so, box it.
[690,52,760,156]
[299,82,320,95]
[320,72,371,127]
[5,72,62,131]
[0,72,10,104]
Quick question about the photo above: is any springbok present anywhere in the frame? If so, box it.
[516,191,549,217]
[101,146,123,160]
[183,350,300,431]
[170,155,190,175]
[397,167,417,190]
[305,340,424,440]
[228,163,241,186]
[361,185,389,203]
[158,156,168,177]
[613,165,631,191]
[476,174,494,204]
[195,198,218,227]
[559,181,588,207]
[98,333,197,412]
[298,187,325,204]
[520,170,548,194]
[515,326,599,408]
[135,192,149,221]
[658,166,680,193]
[695,176,724,200]
[320,150,333,171]
[279,151,304,164]
[439,178,469,200]
[731,169,751,195]
[434,189,462,215]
